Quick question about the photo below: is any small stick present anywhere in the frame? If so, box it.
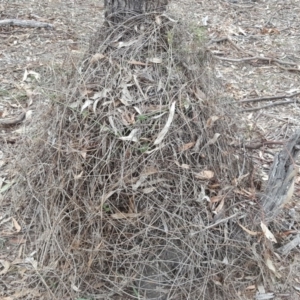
[243,141,284,150]
[191,213,240,234]
[214,55,298,67]
[240,91,300,103]
[0,112,26,126]
[0,19,54,29]
[208,36,245,52]
[275,62,300,72]
[207,37,228,45]
[261,113,299,125]
[241,99,298,112]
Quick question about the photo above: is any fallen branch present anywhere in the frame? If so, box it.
[232,140,284,150]
[243,141,283,150]
[0,112,26,126]
[214,55,298,68]
[207,37,228,45]
[0,135,18,143]
[241,99,299,112]
[275,62,300,72]
[0,19,54,29]
[260,131,300,222]
[240,91,300,103]
[277,234,300,256]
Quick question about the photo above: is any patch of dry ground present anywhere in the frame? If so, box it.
[1,1,105,299]
[0,0,300,299]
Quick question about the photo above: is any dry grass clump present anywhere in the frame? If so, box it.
[11,13,265,299]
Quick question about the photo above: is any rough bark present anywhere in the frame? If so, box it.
[105,0,169,20]
[261,131,300,221]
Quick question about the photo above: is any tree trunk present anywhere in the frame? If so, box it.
[105,0,169,20]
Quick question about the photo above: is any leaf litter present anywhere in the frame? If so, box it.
[1,0,300,299]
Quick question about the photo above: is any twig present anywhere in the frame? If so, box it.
[191,213,240,234]
[241,99,299,112]
[214,55,298,68]
[207,37,228,46]
[224,35,246,53]
[275,62,300,72]
[240,91,300,103]
[207,35,252,55]
[232,140,284,150]
[261,113,299,126]
[0,19,54,29]
[214,55,300,72]
[243,141,284,150]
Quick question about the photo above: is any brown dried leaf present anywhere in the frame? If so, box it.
[128,60,147,66]
[154,102,176,145]
[261,222,277,243]
[210,195,224,203]
[147,57,162,64]
[71,284,81,292]
[206,116,220,128]
[90,53,105,64]
[12,217,21,232]
[142,166,158,176]
[178,142,195,152]
[81,99,93,112]
[142,187,156,194]
[261,27,280,35]
[0,260,10,275]
[80,149,87,159]
[238,222,258,236]
[208,183,221,189]
[233,188,252,197]
[194,170,214,180]
[266,257,281,278]
[111,212,141,220]
[8,236,26,245]
[119,129,139,142]
[129,197,136,213]
[212,197,225,214]
[74,171,83,180]
[91,88,110,100]
[277,230,297,237]
[100,190,117,208]
[120,84,133,105]
[121,112,135,125]
[24,87,34,106]
[155,15,162,25]
[194,87,206,101]
[174,161,190,169]
[22,69,40,82]
[205,133,221,146]
[181,164,190,169]
[113,39,138,48]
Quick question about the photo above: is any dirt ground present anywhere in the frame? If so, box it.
[1,0,300,299]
